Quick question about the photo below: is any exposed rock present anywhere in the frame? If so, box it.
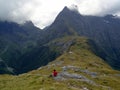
[114,74,120,77]
[62,65,98,78]
[62,65,79,71]
[53,75,66,81]
[80,70,97,77]
[54,71,96,85]
[54,61,64,66]
[69,51,73,54]
[82,87,89,90]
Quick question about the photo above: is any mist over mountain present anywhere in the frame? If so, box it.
[0,6,120,74]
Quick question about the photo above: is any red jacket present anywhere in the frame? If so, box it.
[53,71,58,77]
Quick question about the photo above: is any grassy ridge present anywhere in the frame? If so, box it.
[0,36,120,90]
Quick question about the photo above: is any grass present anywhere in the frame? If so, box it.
[0,36,120,90]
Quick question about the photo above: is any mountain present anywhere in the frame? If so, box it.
[45,7,120,70]
[0,6,120,74]
[0,21,44,74]
[0,58,14,74]
[0,37,120,90]
[0,20,75,74]
[0,6,120,89]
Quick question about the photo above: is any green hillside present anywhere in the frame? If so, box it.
[0,37,120,90]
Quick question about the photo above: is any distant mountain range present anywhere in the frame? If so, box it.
[0,6,120,74]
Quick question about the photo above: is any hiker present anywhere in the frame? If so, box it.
[52,69,58,77]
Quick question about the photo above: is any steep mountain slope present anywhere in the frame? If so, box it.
[0,21,44,74]
[45,7,120,70]
[0,58,14,74]
[16,37,74,74]
[0,21,78,74]
[0,37,119,90]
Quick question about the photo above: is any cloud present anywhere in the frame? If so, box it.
[0,0,120,28]
[75,0,120,16]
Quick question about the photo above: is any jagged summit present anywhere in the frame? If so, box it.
[51,6,82,25]
[62,6,69,11]
[61,6,80,15]
[68,4,79,12]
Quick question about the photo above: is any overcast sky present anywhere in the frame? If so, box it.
[0,0,120,29]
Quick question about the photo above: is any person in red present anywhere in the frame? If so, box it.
[53,69,58,77]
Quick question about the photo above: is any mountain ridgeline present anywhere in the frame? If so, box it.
[45,7,120,70]
[0,6,120,74]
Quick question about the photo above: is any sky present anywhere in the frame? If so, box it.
[0,0,120,29]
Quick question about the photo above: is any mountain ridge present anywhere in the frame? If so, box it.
[45,6,120,70]
[0,6,120,74]
[0,36,120,90]
[0,7,120,89]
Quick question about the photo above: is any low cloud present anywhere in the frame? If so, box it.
[75,0,120,16]
[0,0,120,28]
